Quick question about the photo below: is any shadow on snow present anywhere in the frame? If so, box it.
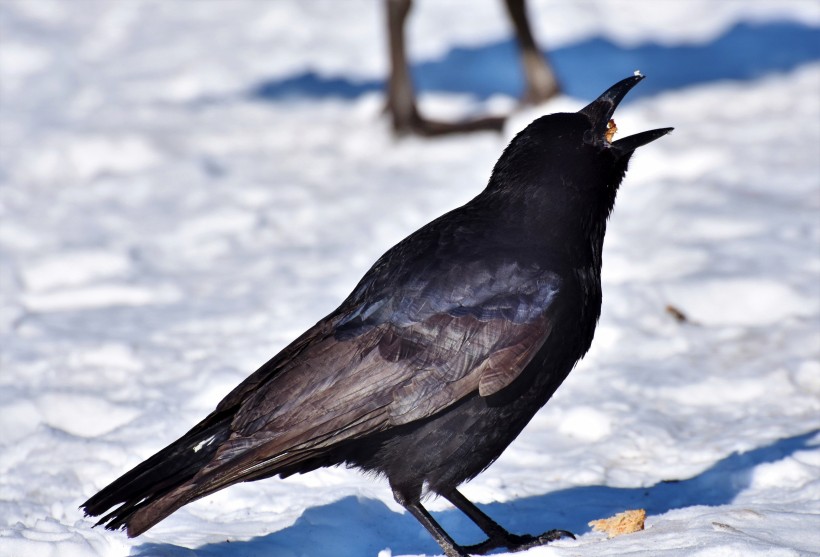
[248,21,820,106]
[133,428,819,557]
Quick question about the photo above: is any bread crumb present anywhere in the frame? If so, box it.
[665,304,688,323]
[589,509,646,538]
[605,119,618,143]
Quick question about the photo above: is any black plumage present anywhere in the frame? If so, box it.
[82,75,671,557]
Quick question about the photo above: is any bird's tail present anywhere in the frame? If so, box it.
[81,411,234,537]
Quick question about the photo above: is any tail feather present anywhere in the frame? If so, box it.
[81,412,233,535]
[91,426,363,536]
[119,439,337,536]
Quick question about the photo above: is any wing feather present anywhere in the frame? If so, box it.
[184,264,561,487]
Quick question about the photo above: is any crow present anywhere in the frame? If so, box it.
[82,74,671,557]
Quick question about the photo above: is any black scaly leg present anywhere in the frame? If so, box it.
[393,487,469,557]
[443,488,574,555]
[393,484,572,556]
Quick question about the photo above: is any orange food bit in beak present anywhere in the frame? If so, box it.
[605,119,617,143]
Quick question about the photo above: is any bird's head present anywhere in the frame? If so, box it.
[577,73,673,167]
[486,74,672,220]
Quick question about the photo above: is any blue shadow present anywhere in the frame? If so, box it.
[249,21,820,105]
[133,429,818,557]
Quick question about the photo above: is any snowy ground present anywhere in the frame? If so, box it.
[1,1,820,556]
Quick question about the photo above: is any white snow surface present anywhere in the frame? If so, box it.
[1,1,819,557]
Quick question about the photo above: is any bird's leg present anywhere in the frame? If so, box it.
[443,489,574,555]
[393,487,469,557]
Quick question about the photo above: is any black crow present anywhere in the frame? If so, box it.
[82,75,671,556]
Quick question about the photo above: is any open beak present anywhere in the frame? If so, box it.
[579,74,673,154]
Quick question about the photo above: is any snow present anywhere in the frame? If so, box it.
[1,1,819,556]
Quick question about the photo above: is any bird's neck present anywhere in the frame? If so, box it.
[476,185,616,271]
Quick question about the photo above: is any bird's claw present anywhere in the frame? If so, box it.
[537,528,576,542]
[462,528,575,555]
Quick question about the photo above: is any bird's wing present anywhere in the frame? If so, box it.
[378,307,554,424]
[192,260,561,486]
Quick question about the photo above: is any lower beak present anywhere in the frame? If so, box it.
[612,127,673,154]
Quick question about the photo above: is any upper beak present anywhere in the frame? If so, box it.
[579,74,673,153]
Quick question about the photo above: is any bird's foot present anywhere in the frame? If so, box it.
[462,529,575,555]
